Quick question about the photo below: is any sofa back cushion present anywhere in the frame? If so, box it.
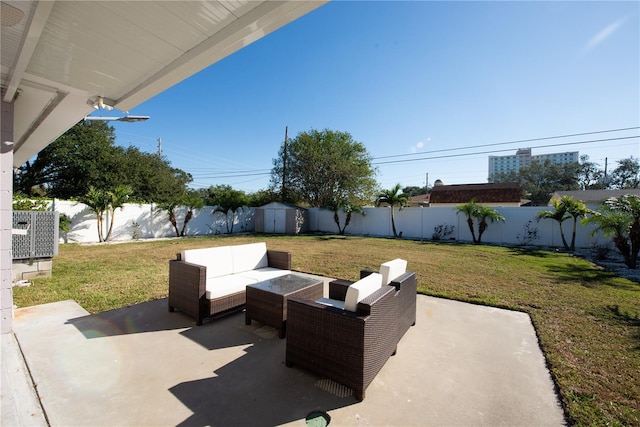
[380,258,407,285]
[181,246,233,279]
[231,242,268,274]
[344,273,383,312]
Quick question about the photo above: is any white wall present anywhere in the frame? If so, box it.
[53,200,256,243]
[307,206,609,249]
[52,199,610,249]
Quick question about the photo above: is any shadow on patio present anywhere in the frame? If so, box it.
[11,296,566,426]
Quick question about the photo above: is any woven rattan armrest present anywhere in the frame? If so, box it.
[267,249,291,270]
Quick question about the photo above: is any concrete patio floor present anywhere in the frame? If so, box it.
[2,292,566,426]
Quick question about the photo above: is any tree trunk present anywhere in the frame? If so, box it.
[628,220,640,269]
[334,210,346,235]
[96,213,104,242]
[478,220,487,243]
[466,217,478,243]
[614,235,634,269]
[180,210,193,237]
[168,213,179,237]
[557,221,569,250]
[105,208,116,242]
[391,207,397,238]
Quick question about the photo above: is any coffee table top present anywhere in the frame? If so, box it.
[247,273,322,295]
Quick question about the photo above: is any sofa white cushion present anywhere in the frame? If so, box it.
[205,275,256,300]
[237,267,290,282]
[182,246,233,279]
[344,272,383,312]
[231,242,269,274]
[380,258,407,285]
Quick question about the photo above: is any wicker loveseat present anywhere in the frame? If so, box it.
[285,263,417,401]
[168,242,291,325]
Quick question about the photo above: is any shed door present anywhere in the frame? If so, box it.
[264,209,287,233]
[264,209,276,233]
[274,209,286,234]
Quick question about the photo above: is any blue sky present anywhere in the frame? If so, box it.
[105,0,640,194]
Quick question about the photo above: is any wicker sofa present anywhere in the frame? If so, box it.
[285,264,417,401]
[168,242,291,325]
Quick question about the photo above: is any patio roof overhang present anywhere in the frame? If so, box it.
[1,0,327,167]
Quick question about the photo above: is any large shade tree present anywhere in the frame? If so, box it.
[492,159,580,206]
[610,156,640,189]
[270,129,377,209]
[14,120,192,203]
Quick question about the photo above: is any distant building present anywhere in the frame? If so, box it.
[409,194,430,207]
[488,148,579,179]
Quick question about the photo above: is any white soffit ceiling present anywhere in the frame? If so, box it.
[1,0,327,167]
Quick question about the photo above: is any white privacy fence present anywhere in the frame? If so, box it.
[53,200,256,243]
[51,199,612,249]
[306,206,610,249]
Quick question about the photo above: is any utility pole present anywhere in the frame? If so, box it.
[157,137,162,157]
[281,126,288,202]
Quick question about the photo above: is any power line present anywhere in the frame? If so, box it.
[372,126,640,161]
[373,135,639,166]
[192,171,272,179]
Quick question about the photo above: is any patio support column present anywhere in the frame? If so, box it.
[1,93,15,334]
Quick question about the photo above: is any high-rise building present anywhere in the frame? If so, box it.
[488,148,579,178]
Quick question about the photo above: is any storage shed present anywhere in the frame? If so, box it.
[254,202,308,235]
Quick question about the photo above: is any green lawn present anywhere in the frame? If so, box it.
[13,235,640,426]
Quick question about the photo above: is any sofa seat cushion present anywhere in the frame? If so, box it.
[205,275,256,300]
[344,273,383,312]
[182,246,234,279]
[237,267,290,282]
[231,242,269,274]
[380,259,407,285]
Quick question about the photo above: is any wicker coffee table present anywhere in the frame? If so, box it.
[245,273,323,339]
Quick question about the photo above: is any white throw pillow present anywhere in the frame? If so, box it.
[343,273,383,312]
[380,259,407,285]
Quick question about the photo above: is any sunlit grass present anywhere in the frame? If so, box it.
[13,235,640,426]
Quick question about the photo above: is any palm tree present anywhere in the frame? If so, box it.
[180,191,205,237]
[78,186,110,242]
[455,199,480,243]
[329,199,364,235]
[78,185,131,242]
[537,197,571,250]
[476,205,505,243]
[584,195,640,268]
[157,200,181,237]
[376,184,410,238]
[455,199,505,244]
[103,185,132,242]
[564,197,592,251]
